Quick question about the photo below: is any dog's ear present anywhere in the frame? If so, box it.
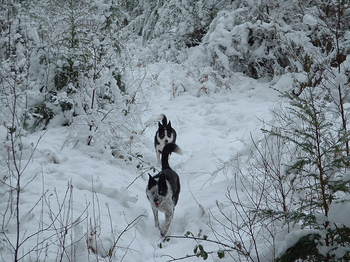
[158,122,163,129]
[158,173,167,196]
[167,121,172,129]
[147,174,157,190]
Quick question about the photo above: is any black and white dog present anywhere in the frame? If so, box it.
[146,143,181,237]
[154,114,177,164]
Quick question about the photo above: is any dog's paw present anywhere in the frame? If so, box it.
[163,236,170,242]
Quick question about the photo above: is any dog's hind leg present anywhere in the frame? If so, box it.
[160,210,173,237]
[152,206,160,228]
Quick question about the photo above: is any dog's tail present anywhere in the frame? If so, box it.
[163,143,182,155]
[161,114,167,126]
[161,143,182,170]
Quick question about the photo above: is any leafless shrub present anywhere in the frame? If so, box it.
[85,186,144,261]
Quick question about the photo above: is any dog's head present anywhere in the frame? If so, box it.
[146,174,168,207]
[157,121,174,141]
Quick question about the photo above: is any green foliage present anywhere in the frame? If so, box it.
[194,244,208,260]
[113,71,126,94]
[263,68,350,260]
[24,103,54,131]
[184,27,207,48]
[217,250,225,259]
[276,233,323,262]
[256,2,350,256]
[276,229,350,262]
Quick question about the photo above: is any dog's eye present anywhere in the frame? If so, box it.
[158,129,165,138]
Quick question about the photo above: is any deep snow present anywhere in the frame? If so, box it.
[1,66,279,261]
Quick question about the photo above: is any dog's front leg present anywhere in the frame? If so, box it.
[160,210,173,237]
[152,206,160,228]
[156,150,161,164]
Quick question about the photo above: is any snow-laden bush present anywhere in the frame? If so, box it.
[197,3,323,80]
[0,0,147,161]
[120,0,231,64]
[127,0,350,89]
[202,9,287,79]
[142,0,224,44]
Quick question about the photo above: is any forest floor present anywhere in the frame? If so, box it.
[8,64,280,261]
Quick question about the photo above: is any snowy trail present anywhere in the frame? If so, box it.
[137,72,278,261]
[19,72,278,262]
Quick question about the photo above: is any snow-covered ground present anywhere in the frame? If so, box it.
[1,63,279,261]
[3,1,350,261]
